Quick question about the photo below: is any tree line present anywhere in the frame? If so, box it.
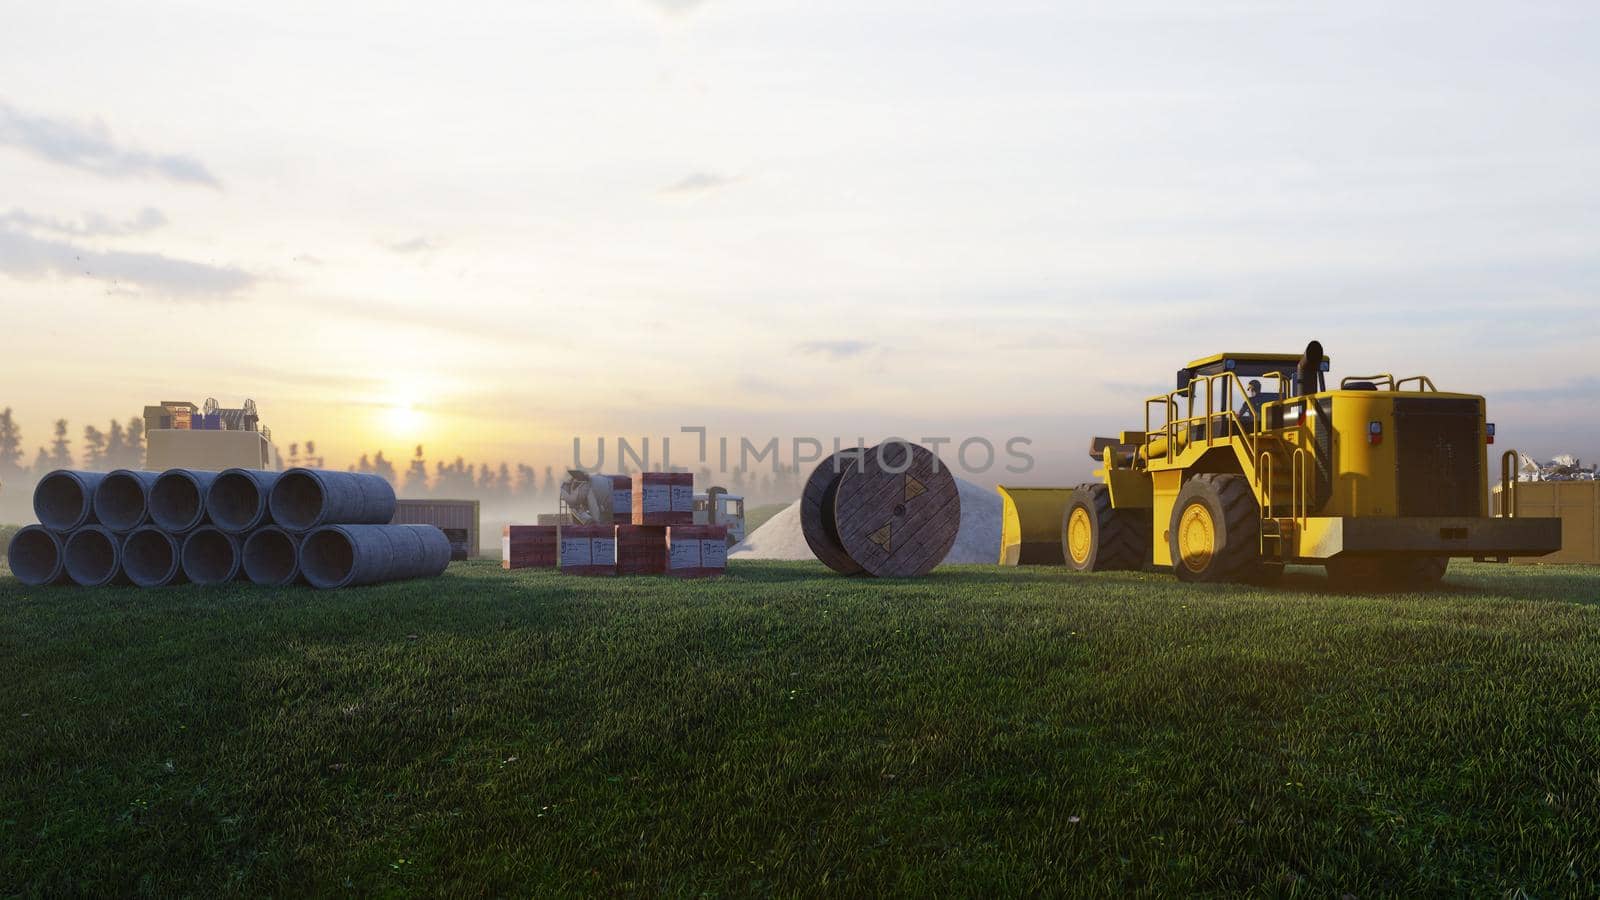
[0,408,807,510]
[0,408,147,480]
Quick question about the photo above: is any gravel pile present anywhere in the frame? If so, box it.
[731,476,1002,566]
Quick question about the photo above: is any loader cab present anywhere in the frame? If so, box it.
[1176,352,1330,433]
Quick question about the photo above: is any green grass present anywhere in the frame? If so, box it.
[3,560,1599,896]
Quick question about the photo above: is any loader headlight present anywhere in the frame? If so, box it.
[1368,421,1383,446]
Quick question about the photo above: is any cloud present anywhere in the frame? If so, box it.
[796,340,877,360]
[3,207,167,238]
[0,224,254,298]
[660,171,737,195]
[0,101,221,188]
[382,236,439,254]
[645,0,709,16]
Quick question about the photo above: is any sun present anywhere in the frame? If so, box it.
[383,400,423,435]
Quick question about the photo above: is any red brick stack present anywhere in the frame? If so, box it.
[616,525,668,575]
[501,525,558,569]
[633,472,693,525]
[559,524,617,576]
[604,475,633,524]
[667,525,729,578]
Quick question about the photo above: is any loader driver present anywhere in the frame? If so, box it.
[1238,379,1263,432]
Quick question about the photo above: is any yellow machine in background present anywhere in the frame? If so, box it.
[1002,340,1561,586]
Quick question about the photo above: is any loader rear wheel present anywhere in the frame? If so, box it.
[1062,484,1148,572]
[1327,555,1448,590]
[1169,474,1264,583]
[1388,556,1449,588]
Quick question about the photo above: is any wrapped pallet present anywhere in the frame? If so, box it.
[560,524,616,576]
[616,525,667,575]
[667,524,728,578]
[502,525,558,569]
[634,472,694,526]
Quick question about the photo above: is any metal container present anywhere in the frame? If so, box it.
[1494,481,1600,564]
[393,499,481,559]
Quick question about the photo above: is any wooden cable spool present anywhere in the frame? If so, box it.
[800,447,870,575]
[833,440,961,578]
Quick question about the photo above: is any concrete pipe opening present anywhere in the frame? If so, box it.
[64,526,123,587]
[123,527,185,588]
[150,470,212,533]
[182,528,241,585]
[7,526,66,586]
[35,470,101,532]
[300,528,358,589]
[243,528,301,586]
[207,470,270,533]
[94,470,157,532]
[270,470,325,533]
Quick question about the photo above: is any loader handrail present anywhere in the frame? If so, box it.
[1339,373,1438,392]
[1291,447,1311,530]
[1499,449,1519,517]
[1142,370,1270,467]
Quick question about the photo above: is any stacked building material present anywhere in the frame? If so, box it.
[502,525,559,569]
[5,467,450,591]
[633,472,694,525]
[559,524,617,576]
[667,525,729,578]
[616,525,668,575]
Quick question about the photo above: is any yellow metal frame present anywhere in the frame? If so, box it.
[1340,373,1439,392]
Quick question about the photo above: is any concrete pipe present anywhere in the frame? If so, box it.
[34,470,106,532]
[206,468,281,534]
[242,527,304,586]
[7,525,69,586]
[150,469,217,533]
[181,527,243,585]
[93,469,162,533]
[299,524,450,590]
[268,468,397,532]
[63,526,128,587]
[122,526,188,588]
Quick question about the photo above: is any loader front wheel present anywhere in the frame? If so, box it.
[1062,484,1148,572]
[1169,474,1264,583]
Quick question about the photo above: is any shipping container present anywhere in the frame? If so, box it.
[393,499,481,560]
[1494,481,1599,564]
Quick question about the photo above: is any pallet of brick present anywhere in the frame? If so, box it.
[667,524,729,578]
[560,524,617,576]
[502,525,558,569]
[603,474,632,524]
[633,472,694,525]
[615,524,667,575]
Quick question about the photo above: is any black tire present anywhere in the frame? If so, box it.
[1062,484,1149,572]
[1388,556,1449,588]
[1327,555,1448,590]
[1168,473,1264,583]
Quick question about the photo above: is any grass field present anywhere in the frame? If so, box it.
[3,559,1599,896]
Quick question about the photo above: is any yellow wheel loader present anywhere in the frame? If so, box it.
[999,341,1561,586]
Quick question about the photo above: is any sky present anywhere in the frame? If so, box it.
[2,0,1598,486]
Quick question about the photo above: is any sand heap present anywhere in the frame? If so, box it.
[731,476,1002,566]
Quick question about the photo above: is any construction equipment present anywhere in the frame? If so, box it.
[557,470,629,525]
[693,486,747,546]
[1005,340,1562,586]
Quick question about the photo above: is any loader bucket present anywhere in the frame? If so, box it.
[997,486,1074,565]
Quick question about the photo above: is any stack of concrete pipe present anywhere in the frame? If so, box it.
[6,467,450,590]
